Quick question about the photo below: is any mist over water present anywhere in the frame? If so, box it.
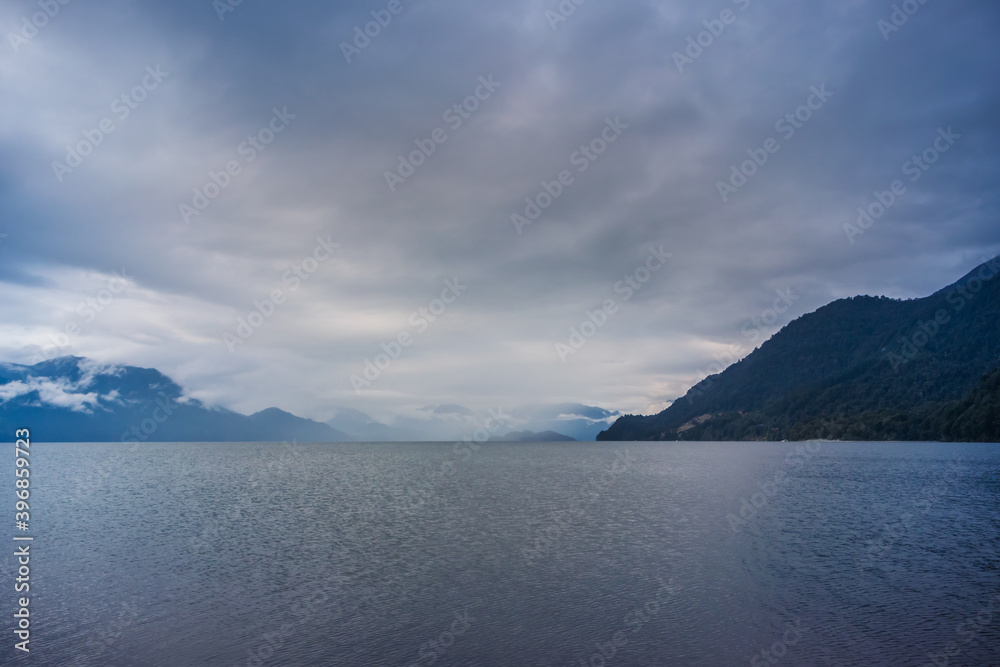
[6,441,999,666]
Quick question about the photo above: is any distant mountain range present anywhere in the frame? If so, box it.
[16,258,990,445]
[0,357,351,443]
[0,357,612,442]
[599,256,1000,442]
[323,402,617,442]
[490,430,577,442]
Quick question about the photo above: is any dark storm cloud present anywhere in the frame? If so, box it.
[1,0,997,422]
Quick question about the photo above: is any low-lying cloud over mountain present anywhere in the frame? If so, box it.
[0,357,349,443]
[325,401,616,441]
[0,356,612,442]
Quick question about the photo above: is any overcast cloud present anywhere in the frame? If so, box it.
[1,0,998,423]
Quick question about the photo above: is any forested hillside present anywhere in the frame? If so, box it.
[599,257,1000,442]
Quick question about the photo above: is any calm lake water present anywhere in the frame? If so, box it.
[4,441,1000,666]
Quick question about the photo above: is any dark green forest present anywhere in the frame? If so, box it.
[599,257,1000,442]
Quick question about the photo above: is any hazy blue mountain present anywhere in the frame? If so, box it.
[325,406,419,442]
[0,357,350,443]
[248,407,351,442]
[490,430,576,442]
[324,403,614,441]
[509,403,620,441]
[599,257,1000,442]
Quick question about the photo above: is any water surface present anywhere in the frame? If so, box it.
[4,441,999,666]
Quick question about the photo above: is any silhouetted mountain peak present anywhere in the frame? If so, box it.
[599,258,1000,442]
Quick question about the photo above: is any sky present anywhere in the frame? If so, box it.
[1,0,998,424]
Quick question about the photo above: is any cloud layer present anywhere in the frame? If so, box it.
[1,0,998,422]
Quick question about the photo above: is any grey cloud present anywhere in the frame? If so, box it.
[0,0,997,424]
